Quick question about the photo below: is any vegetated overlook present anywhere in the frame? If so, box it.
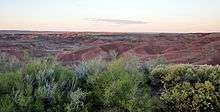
[0,31,220,112]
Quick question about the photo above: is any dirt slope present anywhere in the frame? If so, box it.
[0,32,220,65]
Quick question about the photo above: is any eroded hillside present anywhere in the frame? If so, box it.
[0,32,220,65]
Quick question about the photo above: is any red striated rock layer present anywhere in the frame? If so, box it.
[0,32,220,65]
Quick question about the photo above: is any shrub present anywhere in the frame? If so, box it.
[0,57,87,111]
[0,95,15,112]
[142,57,167,72]
[109,50,118,60]
[160,81,220,112]
[21,58,82,111]
[87,57,154,112]
[150,64,220,112]
[123,53,141,74]
[74,57,106,89]
[141,57,167,94]
[0,71,22,96]
[0,52,21,73]
[1,53,220,112]
[64,89,87,112]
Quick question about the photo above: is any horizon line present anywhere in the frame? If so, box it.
[0,29,220,34]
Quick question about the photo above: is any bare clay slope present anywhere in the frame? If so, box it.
[57,33,220,65]
[0,32,220,65]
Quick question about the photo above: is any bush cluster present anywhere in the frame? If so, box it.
[0,55,86,112]
[0,52,21,73]
[0,52,220,112]
[150,64,220,112]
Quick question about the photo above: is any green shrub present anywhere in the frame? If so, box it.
[21,58,81,111]
[160,81,220,112]
[64,89,87,112]
[0,71,22,96]
[142,57,167,73]
[123,53,141,74]
[74,57,106,89]
[1,53,220,112]
[141,58,167,94]
[0,52,21,73]
[0,57,85,111]
[0,95,15,112]
[151,64,220,112]
[75,57,106,77]
[87,58,154,112]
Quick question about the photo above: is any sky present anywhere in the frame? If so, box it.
[0,0,220,32]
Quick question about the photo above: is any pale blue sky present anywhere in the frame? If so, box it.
[0,0,220,32]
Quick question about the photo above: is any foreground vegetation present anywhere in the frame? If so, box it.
[0,53,220,112]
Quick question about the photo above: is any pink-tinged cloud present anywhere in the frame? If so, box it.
[86,18,150,25]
